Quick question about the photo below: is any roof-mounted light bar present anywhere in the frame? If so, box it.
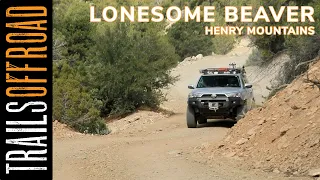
[199,63,245,75]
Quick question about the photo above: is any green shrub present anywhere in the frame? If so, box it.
[267,85,287,100]
[52,0,181,133]
[53,62,109,135]
[54,0,95,61]
[212,35,236,55]
[246,48,265,66]
[88,22,179,116]
[53,29,67,61]
[278,36,320,85]
[247,0,320,87]
[314,1,320,34]
[71,113,109,135]
[167,20,213,60]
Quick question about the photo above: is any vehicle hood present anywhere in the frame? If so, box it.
[190,87,241,95]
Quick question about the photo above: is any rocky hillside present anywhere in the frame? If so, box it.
[212,58,320,178]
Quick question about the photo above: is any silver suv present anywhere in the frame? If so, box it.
[186,64,254,128]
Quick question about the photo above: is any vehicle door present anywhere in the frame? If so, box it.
[241,75,253,109]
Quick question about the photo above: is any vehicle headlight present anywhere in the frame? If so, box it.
[188,93,203,98]
[225,92,241,98]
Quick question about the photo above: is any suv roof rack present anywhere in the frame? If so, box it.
[199,63,246,75]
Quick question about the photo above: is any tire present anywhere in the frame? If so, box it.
[197,116,207,124]
[235,104,247,121]
[187,105,197,128]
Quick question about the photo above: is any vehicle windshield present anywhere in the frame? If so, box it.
[196,75,241,88]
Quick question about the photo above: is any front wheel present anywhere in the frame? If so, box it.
[235,104,248,121]
[187,105,197,128]
[197,116,207,124]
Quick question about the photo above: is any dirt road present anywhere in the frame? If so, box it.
[53,38,308,180]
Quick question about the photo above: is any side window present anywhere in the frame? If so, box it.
[197,77,204,88]
[240,76,246,87]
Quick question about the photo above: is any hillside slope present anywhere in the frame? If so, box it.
[212,58,320,177]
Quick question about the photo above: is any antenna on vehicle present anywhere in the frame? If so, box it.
[229,63,237,69]
[240,65,246,74]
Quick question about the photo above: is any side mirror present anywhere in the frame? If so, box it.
[188,85,195,89]
[245,83,252,88]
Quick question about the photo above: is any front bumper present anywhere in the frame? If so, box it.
[187,96,244,118]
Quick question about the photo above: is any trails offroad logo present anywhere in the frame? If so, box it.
[2,1,53,179]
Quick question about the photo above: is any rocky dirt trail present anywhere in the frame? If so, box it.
[53,38,312,180]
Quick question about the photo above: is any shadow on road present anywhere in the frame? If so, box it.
[197,119,236,128]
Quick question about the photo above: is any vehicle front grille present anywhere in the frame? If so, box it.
[201,101,226,108]
[200,100,226,103]
[201,94,226,98]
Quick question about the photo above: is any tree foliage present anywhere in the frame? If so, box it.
[53,61,108,134]
[53,0,180,133]
[254,1,319,85]
[88,22,179,116]
[168,20,213,60]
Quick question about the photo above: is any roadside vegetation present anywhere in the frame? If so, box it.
[245,0,320,98]
[53,0,179,134]
[53,0,319,134]
[52,0,242,134]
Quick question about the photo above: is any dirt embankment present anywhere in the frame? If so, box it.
[245,52,290,105]
[211,59,320,177]
[53,120,85,139]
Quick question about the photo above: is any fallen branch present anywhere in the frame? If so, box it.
[266,86,272,91]
[304,72,320,89]
[267,84,289,91]
[266,84,289,100]
[295,59,317,70]
[295,55,320,71]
